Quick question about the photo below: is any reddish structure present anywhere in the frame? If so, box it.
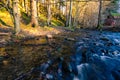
[104,15,115,26]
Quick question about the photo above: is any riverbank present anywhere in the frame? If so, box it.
[0,25,78,79]
[11,29,120,80]
[1,24,120,79]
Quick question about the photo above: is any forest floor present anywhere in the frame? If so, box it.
[0,24,120,79]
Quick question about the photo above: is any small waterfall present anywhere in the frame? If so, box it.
[15,31,120,80]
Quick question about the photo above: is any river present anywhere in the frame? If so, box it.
[1,30,120,80]
[14,30,120,80]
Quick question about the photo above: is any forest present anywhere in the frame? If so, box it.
[0,0,120,80]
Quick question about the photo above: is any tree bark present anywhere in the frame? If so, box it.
[97,0,102,29]
[30,0,38,27]
[37,0,40,16]
[21,0,25,8]
[13,0,20,34]
[68,0,72,27]
[7,0,11,8]
[53,0,56,8]
[73,2,80,27]
[24,0,28,13]
[65,0,69,27]
[47,0,51,26]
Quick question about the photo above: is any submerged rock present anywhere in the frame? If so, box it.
[14,30,120,80]
[100,37,110,41]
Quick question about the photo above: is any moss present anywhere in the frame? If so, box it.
[0,11,13,27]
[111,13,120,16]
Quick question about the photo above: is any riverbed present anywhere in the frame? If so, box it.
[0,30,120,80]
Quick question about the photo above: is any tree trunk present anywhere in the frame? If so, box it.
[30,0,38,27]
[24,0,28,13]
[21,0,25,8]
[65,0,69,27]
[47,0,51,26]
[13,0,20,34]
[41,0,45,3]
[59,1,61,15]
[53,0,56,8]
[60,0,65,15]
[37,0,40,16]
[68,0,72,27]
[73,2,80,27]
[97,0,102,29]
[7,0,11,8]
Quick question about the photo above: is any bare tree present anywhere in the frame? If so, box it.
[24,0,28,14]
[47,0,51,26]
[21,0,25,8]
[73,2,80,27]
[13,0,20,34]
[65,0,69,27]
[30,0,38,27]
[7,0,11,8]
[97,0,102,29]
[68,0,72,27]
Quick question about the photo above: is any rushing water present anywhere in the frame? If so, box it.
[72,31,120,80]
[1,30,120,80]
[15,30,120,80]
[33,30,120,80]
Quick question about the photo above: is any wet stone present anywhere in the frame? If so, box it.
[100,37,110,41]
[93,42,104,46]
[112,50,120,55]
[14,30,120,80]
[46,73,54,80]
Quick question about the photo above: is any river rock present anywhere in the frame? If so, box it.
[100,37,110,41]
